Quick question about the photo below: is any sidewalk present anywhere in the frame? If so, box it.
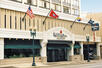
[0,60,102,68]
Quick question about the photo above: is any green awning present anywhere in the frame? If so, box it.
[74,45,81,49]
[4,39,41,49]
[48,40,72,45]
[4,44,41,49]
[47,40,72,50]
[48,46,71,50]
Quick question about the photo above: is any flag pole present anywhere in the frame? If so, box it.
[22,13,27,21]
[83,24,88,30]
[70,19,76,28]
[83,18,93,30]
[22,4,31,21]
[43,10,51,25]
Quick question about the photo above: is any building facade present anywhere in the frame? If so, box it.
[87,12,102,59]
[0,0,101,63]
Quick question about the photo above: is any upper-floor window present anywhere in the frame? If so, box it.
[32,0,37,6]
[52,0,61,4]
[10,0,22,3]
[24,0,31,4]
[24,0,37,6]
[63,0,71,4]
[51,0,61,11]
[39,0,50,9]
[72,0,79,7]
[63,6,70,14]
[63,0,71,7]
[72,8,79,16]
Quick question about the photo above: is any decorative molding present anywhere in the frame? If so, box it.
[0,28,101,42]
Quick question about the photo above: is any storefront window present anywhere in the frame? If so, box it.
[74,48,80,55]
[4,49,40,58]
[74,42,81,55]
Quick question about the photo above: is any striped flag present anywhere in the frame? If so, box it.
[26,6,34,18]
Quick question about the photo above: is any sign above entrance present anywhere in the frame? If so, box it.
[53,30,67,40]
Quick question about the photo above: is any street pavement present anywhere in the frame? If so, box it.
[0,60,102,68]
[38,62,102,68]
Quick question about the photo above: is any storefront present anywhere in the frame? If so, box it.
[47,40,71,62]
[0,0,101,63]
[4,38,41,58]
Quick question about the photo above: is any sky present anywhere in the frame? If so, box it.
[81,0,102,13]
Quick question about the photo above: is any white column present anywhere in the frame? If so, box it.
[61,0,63,13]
[78,0,81,16]
[69,43,74,56]
[0,38,4,59]
[70,0,73,15]
[49,0,52,10]
[80,42,84,60]
[40,40,48,57]
[80,42,83,55]
[37,0,39,8]
[69,42,74,61]
[97,43,101,57]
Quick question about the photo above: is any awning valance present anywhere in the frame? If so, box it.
[74,44,81,49]
[4,39,41,49]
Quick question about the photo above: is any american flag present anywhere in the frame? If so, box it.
[26,6,34,18]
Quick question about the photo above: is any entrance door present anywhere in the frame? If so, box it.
[47,48,67,62]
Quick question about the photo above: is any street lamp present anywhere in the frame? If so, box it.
[86,34,90,62]
[30,28,36,66]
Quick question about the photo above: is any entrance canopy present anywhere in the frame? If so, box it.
[74,44,81,49]
[47,40,72,49]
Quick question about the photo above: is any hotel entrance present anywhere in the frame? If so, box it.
[47,41,71,62]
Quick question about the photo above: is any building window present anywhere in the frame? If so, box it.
[24,0,31,4]
[51,0,61,11]
[74,48,80,55]
[72,0,79,7]
[52,0,61,4]
[4,15,6,28]
[20,17,22,30]
[63,0,71,7]
[39,0,50,9]
[72,9,79,16]
[56,5,61,11]
[51,4,61,11]
[74,42,81,55]
[25,18,26,30]
[15,16,17,29]
[10,0,22,3]
[63,6,70,14]
[32,0,37,6]
[29,19,31,27]
[10,16,12,29]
